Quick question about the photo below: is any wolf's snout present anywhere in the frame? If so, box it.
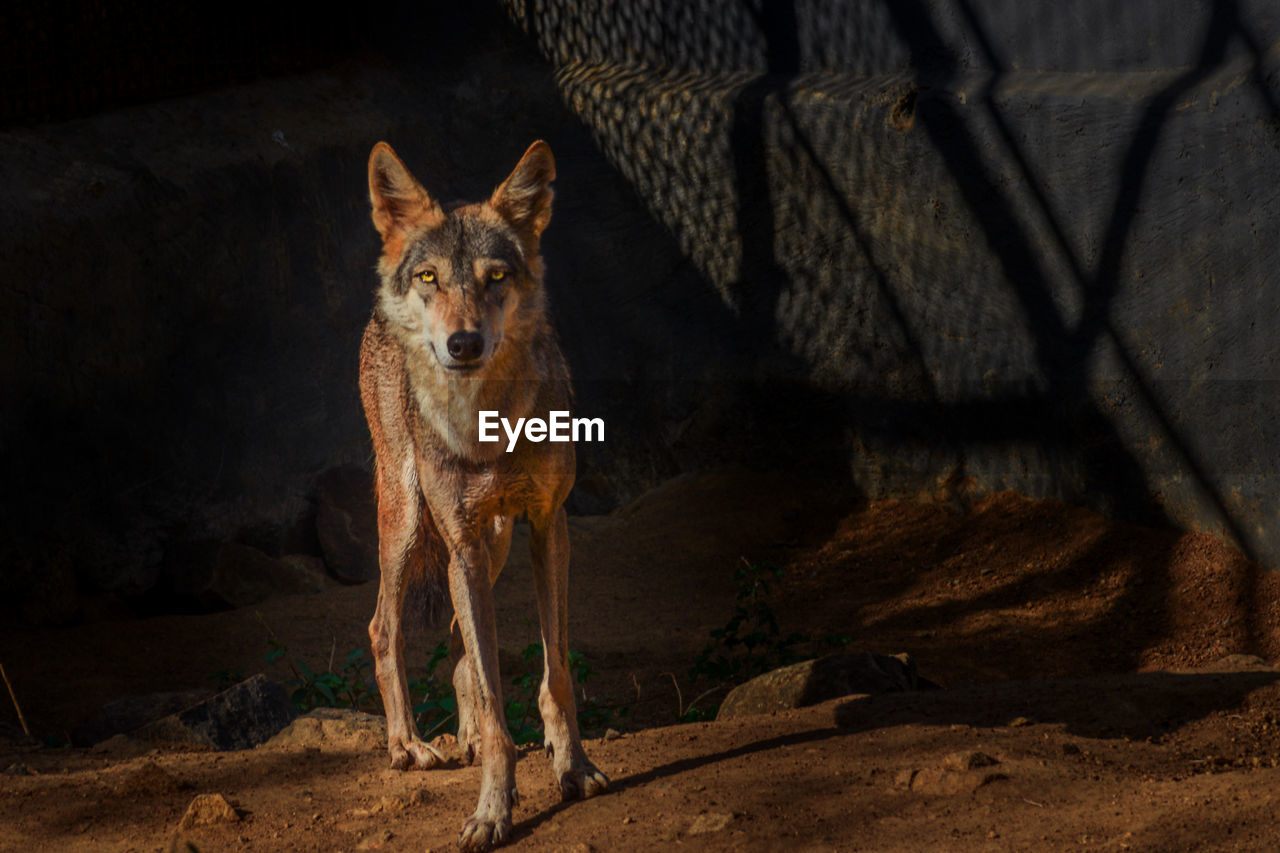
[447,331,486,362]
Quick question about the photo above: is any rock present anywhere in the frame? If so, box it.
[908,766,1007,794]
[375,788,434,813]
[943,750,999,771]
[356,830,395,850]
[279,554,334,590]
[91,734,147,757]
[165,540,328,610]
[604,728,622,740]
[178,793,240,829]
[266,707,387,751]
[716,652,936,720]
[688,811,734,834]
[72,688,215,746]
[3,762,31,776]
[315,465,379,583]
[1196,654,1276,672]
[135,674,296,751]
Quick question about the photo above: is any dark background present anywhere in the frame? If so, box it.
[2,0,1278,622]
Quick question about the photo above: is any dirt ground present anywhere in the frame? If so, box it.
[4,468,1280,851]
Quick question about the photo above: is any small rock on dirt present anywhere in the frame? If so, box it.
[717,652,935,720]
[689,811,734,834]
[943,750,999,771]
[1195,654,1277,672]
[178,793,240,829]
[376,788,434,813]
[356,829,395,850]
[909,766,1007,794]
[266,707,386,751]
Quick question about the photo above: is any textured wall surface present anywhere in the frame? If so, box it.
[504,0,1280,562]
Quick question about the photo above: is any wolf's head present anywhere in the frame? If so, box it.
[367,141,555,374]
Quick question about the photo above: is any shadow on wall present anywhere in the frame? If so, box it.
[503,0,1280,567]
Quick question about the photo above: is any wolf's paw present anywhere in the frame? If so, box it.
[557,760,610,801]
[388,736,445,771]
[457,786,517,852]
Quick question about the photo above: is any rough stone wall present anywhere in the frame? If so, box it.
[504,0,1280,563]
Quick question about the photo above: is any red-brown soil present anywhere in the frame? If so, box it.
[3,469,1280,851]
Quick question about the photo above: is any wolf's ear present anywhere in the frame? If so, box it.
[490,140,555,238]
[368,142,439,240]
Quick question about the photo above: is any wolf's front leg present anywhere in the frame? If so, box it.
[448,542,518,852]
[531,507,610,800]
[450,516,516,766]
[369,466,445,771]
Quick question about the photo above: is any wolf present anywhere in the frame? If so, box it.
[359,140,609,850]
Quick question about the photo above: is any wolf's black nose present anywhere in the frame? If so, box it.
[447,331,485,362]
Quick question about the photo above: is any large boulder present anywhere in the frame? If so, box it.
[134,674,296,750]
[72,687,215,746]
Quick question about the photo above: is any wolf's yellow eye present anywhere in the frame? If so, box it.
[416,270,437,285]
[488,269,506,282]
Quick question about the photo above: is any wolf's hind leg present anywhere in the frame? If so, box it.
[531,507,609,800]
[450,621,481,765]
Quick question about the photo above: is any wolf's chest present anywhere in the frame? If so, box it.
[411,371,538,465]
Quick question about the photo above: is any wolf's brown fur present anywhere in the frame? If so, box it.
[359,141,608,851]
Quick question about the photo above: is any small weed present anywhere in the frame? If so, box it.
[506,642,545,745]
[262,640,377,713]
[408,641,456,738]
[251,636,612,745]
[506,642,620,744]
[678,705,715,723]
[690,560,810,684]
[684,558,849,720]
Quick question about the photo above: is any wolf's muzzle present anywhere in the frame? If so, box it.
[447,331,486,363]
